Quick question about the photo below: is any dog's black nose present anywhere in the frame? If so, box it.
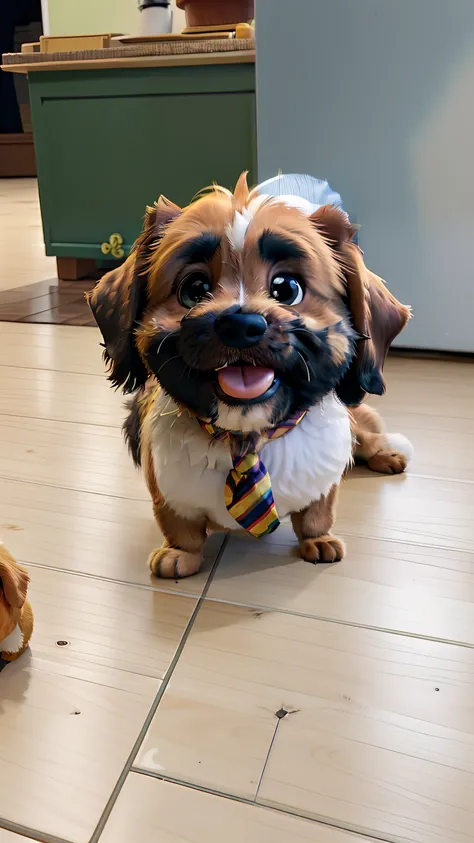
[214,310,268,349]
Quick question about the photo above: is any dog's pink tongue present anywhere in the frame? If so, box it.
[217,366,274,399]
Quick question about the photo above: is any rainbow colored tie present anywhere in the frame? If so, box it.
[199,412,306,537]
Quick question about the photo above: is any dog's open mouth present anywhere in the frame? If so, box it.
[215,364,280,404]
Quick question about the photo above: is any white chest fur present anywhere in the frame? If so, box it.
[1,623,23,654]
[150,393,352,529]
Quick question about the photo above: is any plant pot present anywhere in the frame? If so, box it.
[176,0,254,28]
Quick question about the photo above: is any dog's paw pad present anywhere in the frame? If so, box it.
[148,547,202,579]
[368,451,408,475]
[299,535,345,564]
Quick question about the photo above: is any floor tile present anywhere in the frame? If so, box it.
[0,179,56,292]
[0,567,196,842]
[337,470,474,551]
[0,365,125,427]
[0,657,151,843]
[0,479,219,595]
[381,411,474,482]
[210,533,474,643]
[0,278,94,327]
[373,356,474,421]
[137,602,474,843]
[101,774,370,842]
[0,414,147,500]
[0,323,103,376]
[371,357,474,480]
[0,291,85,322]
[25,565,198,684]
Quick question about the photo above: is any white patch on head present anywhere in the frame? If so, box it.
[226,209,251,251]
[238,280,245,306]
[247,188,321,217]
[215,401,271,433]
[274,195,321,215]
[1,623,23,654]
[385,433,414,462]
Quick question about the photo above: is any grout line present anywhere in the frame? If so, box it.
[20,557,214,601]
[130,768,405,843]
[338,530,474,556]
[268,530,474,557]
[15,554,474,650]
[403,471,474,486]
[0,474,149,503]
[88,535,229,843]
[0,365,104,378]
[0,410,122,430]
[254,719,280,800]
[1,470,473,557]
[0,410,123,430]
[199,594,474,650]
[0,818,70,843]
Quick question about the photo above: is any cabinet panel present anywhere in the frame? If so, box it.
[30,65,256,258]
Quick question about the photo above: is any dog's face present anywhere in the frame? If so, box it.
[89,174,410,430]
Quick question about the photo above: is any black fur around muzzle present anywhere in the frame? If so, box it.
[143,309,356,425]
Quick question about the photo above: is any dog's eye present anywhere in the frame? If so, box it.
[178,274,212,308]
[270,274,304,306]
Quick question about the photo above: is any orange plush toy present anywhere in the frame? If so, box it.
[0,544,34,663]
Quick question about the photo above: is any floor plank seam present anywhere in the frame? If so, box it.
[0,365,104,378]
[13,556,474,650]
[16,556,474,649]
[88,534,230,843]
[0,411,124,430]
[267,531,474,556]
[0,410,123,430]
[405,471,474,486]
[336,531,474,555]
[130,768,405,843]
[253,718,281,799]
[0,818,71,843]
[20,557,213,600]
[0,474,149,503]
[200,595,474,650]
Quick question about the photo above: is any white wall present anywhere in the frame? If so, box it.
[46,0,185,37]
[256,0,474,351]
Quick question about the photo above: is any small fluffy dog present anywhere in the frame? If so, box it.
[89,173,412,578]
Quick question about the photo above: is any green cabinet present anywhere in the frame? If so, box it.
[29,62,256,260]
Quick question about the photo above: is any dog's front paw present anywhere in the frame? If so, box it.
[148,547,202,579]
[299,535,345,564]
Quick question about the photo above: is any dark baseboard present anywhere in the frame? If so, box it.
[0,133,36,177]
[390,346,474,363]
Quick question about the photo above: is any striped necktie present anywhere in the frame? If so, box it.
[199,412,306,537]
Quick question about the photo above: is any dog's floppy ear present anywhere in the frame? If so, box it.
[0,548,29,609]
[87,197,181,393]
[311,205,411,406]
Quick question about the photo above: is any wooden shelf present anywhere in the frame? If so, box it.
[2,47,255,75]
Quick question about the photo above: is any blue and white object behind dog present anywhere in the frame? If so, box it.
[256,173,343,215]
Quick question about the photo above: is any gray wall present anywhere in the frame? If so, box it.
[255,0,474,351]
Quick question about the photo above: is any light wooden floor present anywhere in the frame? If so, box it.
[1,182,474,843]
[0,181,56,292]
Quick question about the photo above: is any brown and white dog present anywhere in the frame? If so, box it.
[88,173,412,578]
